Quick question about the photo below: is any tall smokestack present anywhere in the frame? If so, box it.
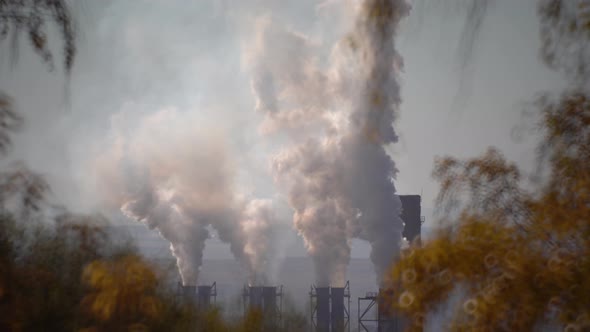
[311,282,350,332]
[400,195,422,243]
[331,287,345,332]
[178,283,197,303]
[249,286,264,309]
[262,286,278,327]
[316,287,331,332]
[244,284,283,329]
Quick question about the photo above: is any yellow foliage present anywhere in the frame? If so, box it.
[81,255,162,329]
[387,91,590,330]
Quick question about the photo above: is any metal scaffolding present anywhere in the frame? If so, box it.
[358,290,404,332]
[358,292,379,332]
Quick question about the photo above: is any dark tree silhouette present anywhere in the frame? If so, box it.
[0,0,76,212]
[0,0,76,73]
[387,1,590,330]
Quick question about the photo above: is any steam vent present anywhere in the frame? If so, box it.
[400,195,422,244]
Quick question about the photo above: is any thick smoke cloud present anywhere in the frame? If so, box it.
[10,0,409,288]
[3,0,559,296]
[349,0,411,283]
[248,0,410,286]
[122,181,209,286]
[96,108,279,285]
[241,199,279,285]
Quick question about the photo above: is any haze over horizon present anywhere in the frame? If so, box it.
[0,0,565,275]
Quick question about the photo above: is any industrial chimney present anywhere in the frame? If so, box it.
[243,284,284,328]
[177,283,197,303]
[177,282,217,309]
[197,282,217,309]
[310,282,351,332]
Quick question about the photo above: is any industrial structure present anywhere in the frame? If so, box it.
[399,195,423,245]
[176,282,217,309]
[358,194,423,332]
[171,195,422,331]
[242,285,284,328]
[310,281,351,332]
[358,289,406,332]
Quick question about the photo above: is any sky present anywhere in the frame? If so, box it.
[0,0,566,264]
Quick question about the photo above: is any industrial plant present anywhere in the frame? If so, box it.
[173,195,422,332]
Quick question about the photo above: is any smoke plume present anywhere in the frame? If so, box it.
[349,0,411,283]
[96,108,279,285]
[248,0,410,286]
[91,0,409,288]
[241,199,279,285]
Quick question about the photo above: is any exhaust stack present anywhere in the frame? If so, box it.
[177,282,217,309]
[243,284,284,328]
[310,282,350,332]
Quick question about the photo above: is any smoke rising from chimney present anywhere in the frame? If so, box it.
[349,0,411,284]
[96,108,280,285]
[92,0,409,287]
[241,199,280,285]
[248,0,410,286]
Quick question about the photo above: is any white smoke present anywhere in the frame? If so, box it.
[247,0,410,286]
[241,199,280,285]
[91,0,409,288]
[121,181,209,286]
[95,108,280,285]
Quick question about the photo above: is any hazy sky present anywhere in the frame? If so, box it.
[0,0,565,261]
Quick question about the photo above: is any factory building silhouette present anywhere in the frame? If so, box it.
[174,194,422,332]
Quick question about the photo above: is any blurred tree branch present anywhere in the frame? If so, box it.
[388,2,590,330]
[0,0,76,73]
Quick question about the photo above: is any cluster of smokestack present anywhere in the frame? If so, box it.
[96,109,279,286]
[248,0,410,286]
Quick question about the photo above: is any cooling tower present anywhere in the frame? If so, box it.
[262,286,278,328]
